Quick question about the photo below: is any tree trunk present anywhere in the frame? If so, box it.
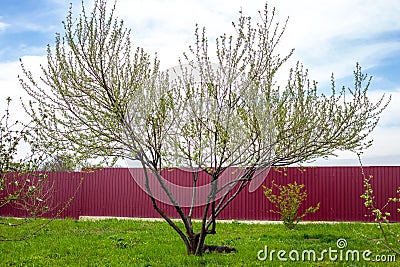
[187,232,207,256]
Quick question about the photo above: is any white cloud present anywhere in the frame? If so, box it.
[266,0,400,81]
[0,21,9,31]
[0,61,22,99]
[0,56,47,123]
[356,88,400,162]
[113,0,261,68]
[370,88,400,128]
[0,61,27,126]
[109,0,400,84]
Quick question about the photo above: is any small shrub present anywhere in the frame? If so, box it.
[360,168,400,254]
[263,180,320,230]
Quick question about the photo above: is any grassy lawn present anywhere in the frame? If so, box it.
[0,218,399,266]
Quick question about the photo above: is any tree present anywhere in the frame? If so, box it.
[359,156,400,255]
[20,0,390,255]
[0,98,84,241]
[0,98,52,240]
[40,154,78,172]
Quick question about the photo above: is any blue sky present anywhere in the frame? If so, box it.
[1,0,400,165]
[0,0,67,61]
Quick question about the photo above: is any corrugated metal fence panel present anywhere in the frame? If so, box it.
[1,167,400,221]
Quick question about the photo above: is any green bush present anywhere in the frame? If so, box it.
[263,180,320,230]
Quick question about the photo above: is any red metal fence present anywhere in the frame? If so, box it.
[1,166,400,221]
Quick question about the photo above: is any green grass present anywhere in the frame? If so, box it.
[0,218,399,266]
